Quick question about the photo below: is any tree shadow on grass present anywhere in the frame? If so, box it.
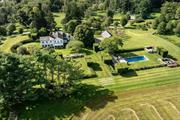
[88,62,102,71]
[18,84,118,120]
[168,55,178,61]
[120,69,138,77]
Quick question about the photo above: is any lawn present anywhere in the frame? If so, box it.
[159,35,180,47]
[75,57,96,77]
[94,10,106,17]
[86,52,112,78]
[124,29,180,60]
[53,12,65,28]
[0,35,29,52]
[19,67,180,120]
[113,12,123,21]
[22,42,41,48]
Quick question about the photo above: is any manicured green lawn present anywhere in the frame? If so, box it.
[22,42,41,48]
[19,67,180,120]
[113,12,123,21]
[124,29,180,60]
[0,35,29,52]
[86,52,112,78]
[83,66,180,90]
[95,10,106,17]
[150,12,161,18]
[159,35,180,47]
[53,12,65,28]
[75,57,95,77]
[55,49,72,55]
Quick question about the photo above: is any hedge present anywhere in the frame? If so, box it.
[157,47,168,58]
[134,64,166,71]
[10,39,34,53]
[93,43,100,52]
[114,47,144,53]
[115,63,129,74]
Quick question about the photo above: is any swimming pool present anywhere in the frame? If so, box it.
[125,56,148,63]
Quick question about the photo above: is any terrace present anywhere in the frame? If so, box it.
[113,50,163,69]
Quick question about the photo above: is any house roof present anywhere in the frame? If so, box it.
[40,36,53,41]
[101,31,112,38]
[40,31,70,42]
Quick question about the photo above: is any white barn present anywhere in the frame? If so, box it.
[101,31,112,38]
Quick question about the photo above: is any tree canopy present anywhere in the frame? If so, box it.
[100,37,123,53]
[74,24,95,47]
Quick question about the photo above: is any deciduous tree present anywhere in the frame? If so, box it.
[74,24,95,47]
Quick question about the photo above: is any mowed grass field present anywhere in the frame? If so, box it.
[73,67,180,120]
[20,67,180,120]
[0,35,29,52]
[53,12,65,28]
[124,29,180,60]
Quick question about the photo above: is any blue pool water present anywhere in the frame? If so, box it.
[125,56,148,63]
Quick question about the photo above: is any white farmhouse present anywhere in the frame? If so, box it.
[101,31,112,38]
[40,31,70,48]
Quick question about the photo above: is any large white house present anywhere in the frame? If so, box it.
[40,31,70,48]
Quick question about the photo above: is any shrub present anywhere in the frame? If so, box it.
[106,9,114,18]
[114,47,144,54]
[157,47,168,58]
[157,22,167,35]
[136,24,148,31]
[87,62,102,71]
[120,16,128,27]
[100,37,123,53]
[18,28,23,34]
[152,18,159,29]
[7,24,16,35]
[134,18,145,23]
[174,22,180,37]
[0,26,7,36]
[66,40,84,53]
[10,39,33,53]
[93,43,100,52]
[17,46,29,55]
[38,27,48,36]
[11,42,22,53]
[102,53,112,65]
[29,33,38,40]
